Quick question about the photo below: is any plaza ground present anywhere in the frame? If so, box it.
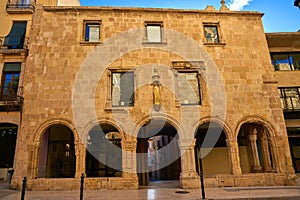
[1,178,300,200]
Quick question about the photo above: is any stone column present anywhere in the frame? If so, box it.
[179,139,200,189]
[258,128,272,172]
[248,134,262,172]
[75,142,85,178]
[31,143,40,179]
[269,138,280,173]
[227,139,242,175]
[121,140,138,180]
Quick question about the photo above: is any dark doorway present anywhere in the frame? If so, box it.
[38,124,76,178]
[287,127,300,173]
[0,123,18,168]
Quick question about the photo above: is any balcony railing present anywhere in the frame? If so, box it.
[280,97,300,111]
[6,0,35,14]
[0,36,28,54]
[0,86,23,112]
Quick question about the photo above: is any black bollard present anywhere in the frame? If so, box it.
[197,148,206,200]
[21,177,27,200]
[80,173,84,200]
[199,157,206,199]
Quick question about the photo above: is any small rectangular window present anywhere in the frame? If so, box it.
[1,63,21,99]
[84,21,101,42]
[178,72,201,105]
[112,72,134,107]
[204,25,219,44]
[145,22,163,43]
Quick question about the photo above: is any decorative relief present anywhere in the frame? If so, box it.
[172,61,205,70]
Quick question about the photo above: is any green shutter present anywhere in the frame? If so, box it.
[3,63,21,72]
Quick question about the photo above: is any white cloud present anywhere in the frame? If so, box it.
[227,0,253,11]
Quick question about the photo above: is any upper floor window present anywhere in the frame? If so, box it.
[279,87,300,111]
[178,72,201,105]
[18,0,31,7]
[3,21,27,49]
[1,63,21,99]
[83,21,101,42]
[145,22,163,43]
[204,25,219,44]
[271,53,300,71]
[112,72,134,107]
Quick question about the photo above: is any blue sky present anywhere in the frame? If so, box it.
[79,0,300,33]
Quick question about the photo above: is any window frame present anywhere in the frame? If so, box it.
[271,52,300,71]
[203,22,224,45]
[177,71,202,106]
[82,20,101,43]
[172,61,204,106]
[1,62,21,97]
[279,87,300,111]
[111,70,135,107]
[144,21,163,43]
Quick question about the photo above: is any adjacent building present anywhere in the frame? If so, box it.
[266,32,300,174]
[0,1,297,190]
[0,0,79,181]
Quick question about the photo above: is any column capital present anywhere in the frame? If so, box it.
[122,140,137,152]
[248,134,257,141]
[179,138,196,149]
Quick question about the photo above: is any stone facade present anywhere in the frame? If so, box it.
[7,4,296,190]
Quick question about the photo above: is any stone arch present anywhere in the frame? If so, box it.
[236,115,279,173]
[192,116,233,140]
[37,123,76,178]
[34,118,79,144]
[84,120,123,178]
[193,117,232,175]
[235,115,277,139]
[81,118,125,143]
[133,114,183,139]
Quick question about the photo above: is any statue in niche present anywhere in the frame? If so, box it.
[153,84,161,105]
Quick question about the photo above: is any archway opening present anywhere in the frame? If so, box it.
[38,124,76,178]
[85,124,122,177]
[194,122,230,175]
[238,123,274,173]
[136,119,181,187]
[0,123,18,169]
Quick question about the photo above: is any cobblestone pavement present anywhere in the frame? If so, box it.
[1,181,300,200]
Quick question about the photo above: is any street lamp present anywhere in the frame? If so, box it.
[295,0,300,9]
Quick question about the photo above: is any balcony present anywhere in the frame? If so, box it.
[0,86,23,112]
[0,36,28,55]
[6,0,35,14]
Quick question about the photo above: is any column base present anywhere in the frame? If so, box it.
[180,172,200,189]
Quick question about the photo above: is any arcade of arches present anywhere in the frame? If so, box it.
[13,118,295,190]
